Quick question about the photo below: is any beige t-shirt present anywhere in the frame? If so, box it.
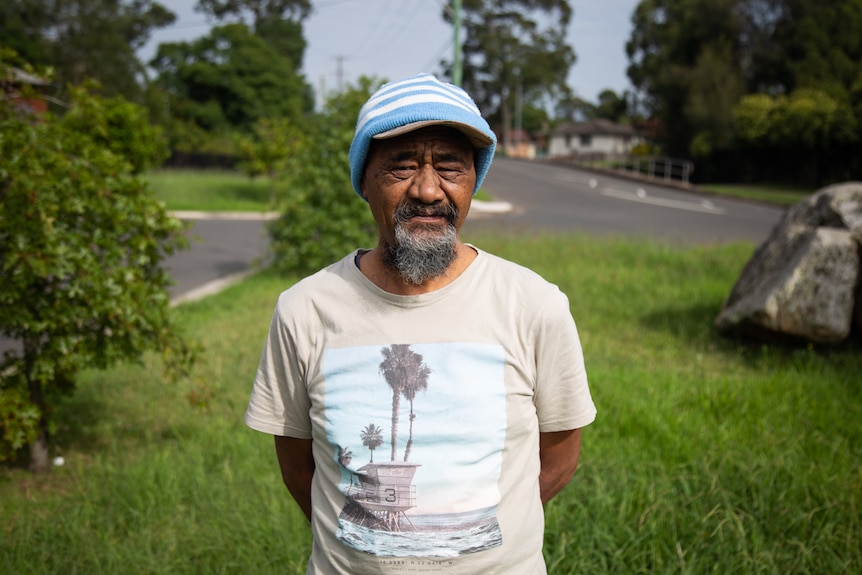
[245,247,597,575]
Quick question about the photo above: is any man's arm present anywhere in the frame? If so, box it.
[538,428,583,504]
[274,436,315,521]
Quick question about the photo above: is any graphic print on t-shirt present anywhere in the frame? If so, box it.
[323,342,506,558]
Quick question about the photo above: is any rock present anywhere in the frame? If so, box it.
[716,182,862,344]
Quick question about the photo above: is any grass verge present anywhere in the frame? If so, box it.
[147,169,272,212]
[699,183,814,205]
[2,233,859,574]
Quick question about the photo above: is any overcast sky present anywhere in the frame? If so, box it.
[139,0,640,107]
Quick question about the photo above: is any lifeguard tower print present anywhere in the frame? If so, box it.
[341,344,426,532]
[330,343,506,558]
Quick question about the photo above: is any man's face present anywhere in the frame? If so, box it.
[362,126,476,240]
[361,126,477,284]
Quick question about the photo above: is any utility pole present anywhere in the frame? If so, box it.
[334,55,347,93]
[452,0,462,86]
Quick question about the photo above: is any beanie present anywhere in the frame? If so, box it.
[349,73,497,198]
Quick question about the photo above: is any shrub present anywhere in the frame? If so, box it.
[0,59,193,471]
[266,78,380,276]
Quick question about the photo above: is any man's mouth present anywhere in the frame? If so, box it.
[396,203,458,226]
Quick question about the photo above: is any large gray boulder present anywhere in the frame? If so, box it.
[715,182,862,344]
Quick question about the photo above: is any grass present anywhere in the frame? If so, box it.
[2,232,859,574]
[146,169,273,212]
[699,183,814,206]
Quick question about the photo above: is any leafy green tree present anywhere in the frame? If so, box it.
[0,62,193,472]
[266,77,377,277]
[595,89,630,123]
[235,117,304,203]
[555,95,598,122]
[626,0,745,156]
[195,0,310,22]
[442,0,576,147]
[195,0,311,69]
[0,0,176,101]
[734,89,858,182]
[150,23,309,135]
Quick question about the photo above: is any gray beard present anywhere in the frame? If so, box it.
[382,203,459,286]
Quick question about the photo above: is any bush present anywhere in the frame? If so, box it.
[265,78,380,276]
[0,59,193,471]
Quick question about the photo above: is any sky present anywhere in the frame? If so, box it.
[138,0,641,107]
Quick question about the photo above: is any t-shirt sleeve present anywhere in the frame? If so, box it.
[532,286,597,432]
[244,298,313,438]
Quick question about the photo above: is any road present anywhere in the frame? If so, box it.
[0,215,272,357]
[2,161,787,357]
[468,158,784,244]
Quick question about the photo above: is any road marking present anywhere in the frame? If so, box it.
[601,187,726,215]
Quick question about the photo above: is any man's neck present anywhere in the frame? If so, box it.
[357,243,478,295]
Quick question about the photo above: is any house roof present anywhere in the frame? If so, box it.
[552,118,638,137]
[4,67,51,86]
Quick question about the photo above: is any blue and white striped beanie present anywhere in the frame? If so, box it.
[349,73,497,198]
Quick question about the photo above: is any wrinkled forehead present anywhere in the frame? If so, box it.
[367,125,476,159]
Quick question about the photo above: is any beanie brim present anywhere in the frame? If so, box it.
[374,120,495,148]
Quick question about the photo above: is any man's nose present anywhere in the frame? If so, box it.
[410,164,445,203]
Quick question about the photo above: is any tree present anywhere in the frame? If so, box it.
[626,0,746,156]
[378,344,430,462]
[360,423,384,463]
[266,77,377,277]
[195,0,311,69]
[0,0,176,101]
[734,89,858,183]
[0,60,193,472]
[442,0,576,148]
[235,117,304,203]
[149,23,309,134]
[195,0,310,23]
[595,89,630,123]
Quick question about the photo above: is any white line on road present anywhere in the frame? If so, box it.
[601,187,726,215]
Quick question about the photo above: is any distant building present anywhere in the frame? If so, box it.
[548,119,643,158]
[2,67,51,115]
[502,128,537,159]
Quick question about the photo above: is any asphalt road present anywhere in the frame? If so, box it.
[468,158,785,244]
[2,161,787,357]
[166,215,272,302]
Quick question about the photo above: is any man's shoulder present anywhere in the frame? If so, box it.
[476,248,556,288]
[275,252,358,307]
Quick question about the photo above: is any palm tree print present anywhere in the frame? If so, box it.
[379,344,431,461]
[360,423,384,463]
[337,445,353,467]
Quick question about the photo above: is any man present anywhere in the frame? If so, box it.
[245,73,596,574]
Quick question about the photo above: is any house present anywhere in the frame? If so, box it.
[548,118,643,158]
[501,127,537,159]
[2,67,51,115]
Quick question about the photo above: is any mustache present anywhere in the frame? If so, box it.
[394,201,458,224]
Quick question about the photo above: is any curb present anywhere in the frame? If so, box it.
[170,210,280,220]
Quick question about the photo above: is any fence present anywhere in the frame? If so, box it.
[556,153,695,186]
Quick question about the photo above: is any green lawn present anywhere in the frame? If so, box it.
[2,233,859,574]
[147,169,273,212]
[699,183,814,205]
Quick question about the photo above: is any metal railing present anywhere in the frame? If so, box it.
[556,153,695,185]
